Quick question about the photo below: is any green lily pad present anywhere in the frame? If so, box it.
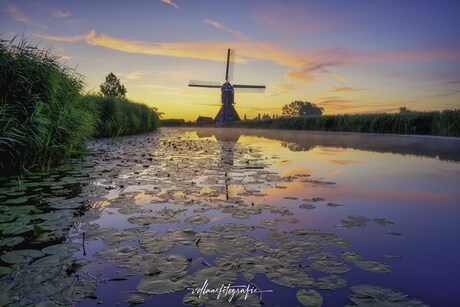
[127,294,145,304]
[315,274,346,290]
[210,223,255,232]
[128,215,180,225]
[0,236,24,247]
[191,267,237,289]
[0,267,13,280]
[1,249,44,264]
[31,254,74,268]
[342,252,391,273]
[348,285,428,306]
[42,243,81,255]
[300,203,316,209]
[266,267,314,287]
[374,218,394,225]
[137,270,190,294]
[140,236,175,253]
[185,215,210,225]
[296,289,323,307]
[337,215,371,228]
[95,245,138,260]
[51,275,98,305]
[310,260,350,274]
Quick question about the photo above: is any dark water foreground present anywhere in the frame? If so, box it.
[1,128,460,306]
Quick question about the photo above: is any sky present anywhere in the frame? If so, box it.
[1,0,460,120]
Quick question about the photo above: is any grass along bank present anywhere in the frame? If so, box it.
[0,38,159,173]
[227,110,460,137]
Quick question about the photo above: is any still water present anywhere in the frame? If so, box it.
[1,127,460,306]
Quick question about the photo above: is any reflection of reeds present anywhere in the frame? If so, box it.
[0,37,159,173]
[229,111,460,136]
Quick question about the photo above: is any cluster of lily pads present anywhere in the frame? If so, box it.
[0,129,428,306]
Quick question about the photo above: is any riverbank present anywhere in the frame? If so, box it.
[0,38,160,174]
[226,110,460,137]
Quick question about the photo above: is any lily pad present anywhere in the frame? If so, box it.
[348,285,428,306]
[0,236,24,247]
[315,274,346,290]
[128,215,180,225]
[310,260,350,274]
[296,289,323,307]
[185,215,210,225]
[1,249,44,264]
[137,270,190,294]
[0,267,13,280]
[210,223,255,232]
[95,245,138,260]
[300,203,316,210]
[126,294,145,304]
[140,236,175,253]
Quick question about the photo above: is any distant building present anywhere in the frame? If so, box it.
[196,116,215,126]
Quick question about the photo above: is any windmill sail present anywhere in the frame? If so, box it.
[189,80,221,88]
[188,48,264,125]
[225,49,236,82]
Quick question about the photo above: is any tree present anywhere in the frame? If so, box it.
[100,73,127,98]
[282,101,324,117]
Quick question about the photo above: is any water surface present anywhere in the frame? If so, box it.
[1,128,459,306]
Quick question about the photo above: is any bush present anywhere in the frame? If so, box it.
[228,111,460,137]
[0,38,98,172]
[0,38,160,173]
[83,95,160,138]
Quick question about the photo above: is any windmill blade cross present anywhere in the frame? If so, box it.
[225,49,236,82]
[233,84,266,93]
[189,80,221,88]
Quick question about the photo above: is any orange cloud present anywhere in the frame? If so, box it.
[161,0,179,9]
[272,83,297,92]
[30,31,95,43]
[203,19,250,41]
[330,86,366,92]
[28,29,460,89]
[4,2,46,29]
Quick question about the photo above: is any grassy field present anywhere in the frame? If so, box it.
[228,111,460,137]
[0,38,159,173]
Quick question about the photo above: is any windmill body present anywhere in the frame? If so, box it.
[189,49,265,126]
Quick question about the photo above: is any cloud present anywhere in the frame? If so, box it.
[203,19,250,41]
[30,31,95,43]
[112,71,148,80]
[272,83,297,92]
[330,86,366,92]
[52,9,70,18]
[4,2,46,29]
[161,0,179,9]
[29,29,460,87]
[285,62,342,83]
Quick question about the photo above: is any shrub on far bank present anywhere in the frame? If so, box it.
[229,110,460,137]
[83,95,160,138]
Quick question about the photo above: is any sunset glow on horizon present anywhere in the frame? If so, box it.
[2,0,459,120]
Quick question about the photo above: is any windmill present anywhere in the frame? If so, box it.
[189,49,265,126]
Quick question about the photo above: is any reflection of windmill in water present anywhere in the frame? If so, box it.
[189,49,265,126]
[196,128,241,200]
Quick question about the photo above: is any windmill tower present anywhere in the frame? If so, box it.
[189,49,265,126]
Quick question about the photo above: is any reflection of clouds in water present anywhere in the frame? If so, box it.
[322,169,344,179]
[282,167,313,177]
[328,159,362,165]
[437,168,460,175]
